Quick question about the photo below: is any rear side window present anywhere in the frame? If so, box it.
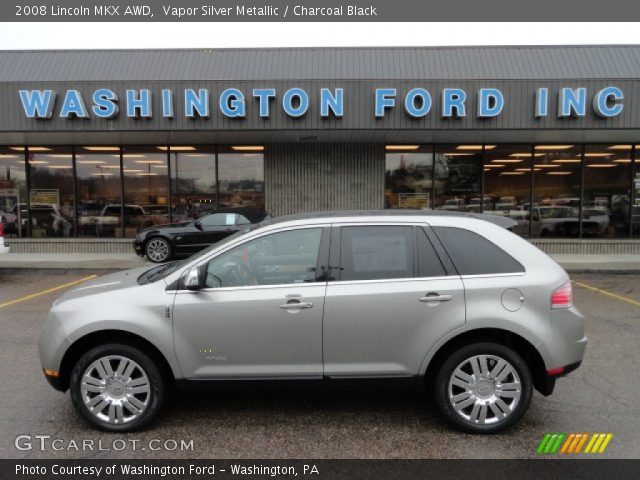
[340,226,414,281]
[433,227,524,275]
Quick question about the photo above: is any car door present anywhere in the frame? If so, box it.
[322,223,465,379]
[172,225,330,379]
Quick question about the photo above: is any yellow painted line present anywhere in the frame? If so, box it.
[598,434,613,453]
[574,282,640,307]
[0,275,97,309]
[584,433,599,454]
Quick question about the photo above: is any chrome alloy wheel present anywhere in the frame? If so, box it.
[80,355,151,425]
[146,239,169,262]
[447,354,522,425]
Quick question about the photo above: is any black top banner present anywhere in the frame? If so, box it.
[3,0,640,22]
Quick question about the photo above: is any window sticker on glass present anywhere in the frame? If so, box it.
[225,214,236,225]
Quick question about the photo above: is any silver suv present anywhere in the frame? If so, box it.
[39,211,586,433]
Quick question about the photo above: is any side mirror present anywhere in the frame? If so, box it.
[183,266,204,291]
[194,219,203,231]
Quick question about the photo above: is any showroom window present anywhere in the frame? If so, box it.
[122,146,170,236]
[26,146,75,238]
[0,146,27,237]
[483,145,534,237]
[170,146,216,221]
[434,145,483,211]
[217,146,265,209]
[384,145,433,209]
[583,145,633,238]
[532,145,582,238]
[76,146,123,238]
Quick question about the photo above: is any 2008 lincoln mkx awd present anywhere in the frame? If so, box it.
[39,211,586,433]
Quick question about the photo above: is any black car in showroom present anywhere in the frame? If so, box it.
[134,208,269,263]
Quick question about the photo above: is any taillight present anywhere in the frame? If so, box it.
[551,281,573,309]
[0,222,4,237]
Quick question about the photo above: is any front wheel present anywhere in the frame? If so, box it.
[69,344,166,432]
[145,237,172,263]
[435,342,533,434]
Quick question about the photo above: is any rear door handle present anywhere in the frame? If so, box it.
[279,302,313,310]
[419,294,452,303]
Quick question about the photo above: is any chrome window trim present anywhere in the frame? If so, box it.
[325,275,457,287]
[460,272,526,279]
[171,282,324,294]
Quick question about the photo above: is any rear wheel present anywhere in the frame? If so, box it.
[69,344,166,432]
[435,342,533,433]
[145,237,172,263]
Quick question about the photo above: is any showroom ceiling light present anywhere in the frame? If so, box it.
[483,164,506,168]
[77,160,107,164]
[27,160,49,164]
[607,145,632,150]
[534,164,561,168]
[584,153,611,157]
[456,145,496,150]
[134,160,165,164]
[552,159,581,163]
[442,153,474,156]
[83,146,120,151]
[535,145,574,150]
[490,159,523,163]
[157,146,197,151]
[47,165,73,169]
[586,164,617,168]
[231,146,264,151]
[509,153,544,157]
[91,172,115,176]
[546,171,573,175]
[613,158,632,163]
[500,172,525,175]
[10,146,51,152]
[385,145,420,151]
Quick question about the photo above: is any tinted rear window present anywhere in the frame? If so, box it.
[433,227,524,275]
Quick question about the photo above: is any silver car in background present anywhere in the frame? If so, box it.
[39,211,586,433]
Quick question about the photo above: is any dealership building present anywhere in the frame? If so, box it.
[0,46,639,253]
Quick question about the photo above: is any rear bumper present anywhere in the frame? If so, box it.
[133,240,145,257]
[539,360,582,396]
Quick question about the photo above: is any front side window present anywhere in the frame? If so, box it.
[205,228,323,288]
[340,226,415,281]
[433,227,524,275]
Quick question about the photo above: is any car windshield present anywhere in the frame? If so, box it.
[137,224,258,284]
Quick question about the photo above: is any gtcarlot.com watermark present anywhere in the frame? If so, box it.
[15,434,194,452]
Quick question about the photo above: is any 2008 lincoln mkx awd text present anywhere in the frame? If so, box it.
[39,211,586,433]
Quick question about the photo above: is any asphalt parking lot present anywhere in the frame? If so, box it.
[0,270,638,459]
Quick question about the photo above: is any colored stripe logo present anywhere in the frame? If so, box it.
[537,433,613,454]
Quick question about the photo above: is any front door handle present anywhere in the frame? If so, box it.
[279,301,313,310]
[419,293,452,303]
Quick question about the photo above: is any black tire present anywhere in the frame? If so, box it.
[434,342,533,434]
[145,237,172,263]
[69,343,166,432]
